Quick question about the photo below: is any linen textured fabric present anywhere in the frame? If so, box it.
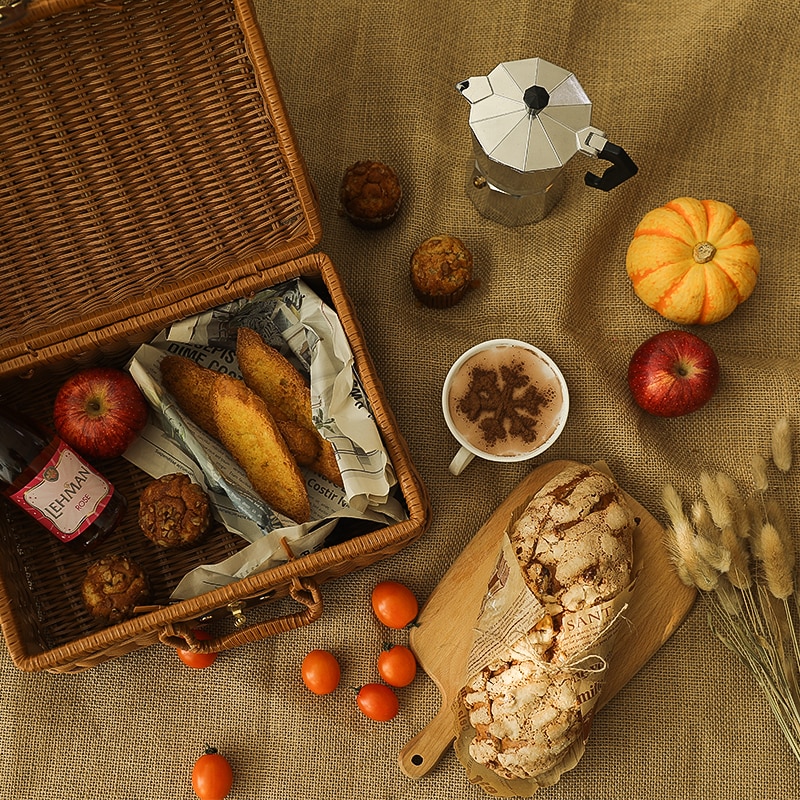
[1,1,799,798]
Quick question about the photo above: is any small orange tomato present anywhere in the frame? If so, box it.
[301,649,341,695]
[371,580,418,629]
[356,683,399,721]
[177,629,218,669]
[192,746,233,800]
[377,644,417,687]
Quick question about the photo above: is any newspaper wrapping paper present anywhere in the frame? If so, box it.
[454,496,635,797]
[124,278,405,600]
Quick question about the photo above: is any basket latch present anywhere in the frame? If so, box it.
[227,600,247,629]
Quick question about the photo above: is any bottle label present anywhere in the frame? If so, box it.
[9,441,112,542]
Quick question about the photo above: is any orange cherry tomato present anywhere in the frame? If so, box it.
[370,580,418,629]
[356,683,399,721]
[192,746,233,800]
[301,649,341,695]
[377,643,417,687]
[177,629,218,669]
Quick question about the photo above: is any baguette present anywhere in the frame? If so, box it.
[160,355,219,438]
[211,374,310,523]
[161,353,322,472]
[236,327,343,486]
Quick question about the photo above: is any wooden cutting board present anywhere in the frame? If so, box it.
[398,459,696,779]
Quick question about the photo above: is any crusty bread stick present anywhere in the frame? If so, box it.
[211,374,310,523]
[236,328,343,486]
[160,355,219,438]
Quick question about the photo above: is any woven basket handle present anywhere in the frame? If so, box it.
[158,575,324,653]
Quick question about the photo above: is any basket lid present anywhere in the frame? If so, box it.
[0,0,322,377]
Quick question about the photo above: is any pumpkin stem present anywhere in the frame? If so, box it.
[693,241,717,263]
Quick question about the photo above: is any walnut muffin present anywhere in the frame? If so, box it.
[338,160,402,229]
[138,473,212,548]
[409,234,474,308]
[81,555,150,624]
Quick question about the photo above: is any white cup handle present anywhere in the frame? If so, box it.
[449,446,476,476]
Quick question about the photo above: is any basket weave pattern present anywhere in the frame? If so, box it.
[0,1,428,672]
[0,0,320,376]
[0,254,430,672]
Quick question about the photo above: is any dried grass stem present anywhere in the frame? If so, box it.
[662,429,800,764]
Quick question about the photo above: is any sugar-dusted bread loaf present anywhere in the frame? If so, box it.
[511,463,636,616]
[463,464,636,781]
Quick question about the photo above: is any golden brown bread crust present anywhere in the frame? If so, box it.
[236,328,343,486]
[275,418,320,468]
[211,374,310,523]
[160,355,219,438]
[236,328,311,425]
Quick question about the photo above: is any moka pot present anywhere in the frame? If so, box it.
[456,57,638,226]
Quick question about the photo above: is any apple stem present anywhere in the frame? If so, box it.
[692,241,716,263]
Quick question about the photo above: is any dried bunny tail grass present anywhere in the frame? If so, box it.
[661,484,707,580]
[663,525,695,587]
[663,522,719,591]
[691,553,723,592]
[764,498,796,573]
[751,453,770,493]
[715,472,752,540]
[754,522,795,600]
[719,525,753,589]
[700,470,732,529]
[747,493,766,531]
[691,501,731,573]
[771,416,793,473]
[713,575,744,616]
[661,483,689,530]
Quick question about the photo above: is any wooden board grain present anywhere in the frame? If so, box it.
[398,459,696,779]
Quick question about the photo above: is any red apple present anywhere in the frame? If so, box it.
[53,367,149,459]
[627,330,720,417]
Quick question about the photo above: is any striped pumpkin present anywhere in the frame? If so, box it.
[626,197,760,325]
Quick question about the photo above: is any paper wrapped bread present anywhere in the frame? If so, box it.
[460,463,636,789]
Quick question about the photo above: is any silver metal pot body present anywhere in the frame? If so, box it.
[465,150,565,226]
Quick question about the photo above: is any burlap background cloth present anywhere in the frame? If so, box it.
[1,1,799,798]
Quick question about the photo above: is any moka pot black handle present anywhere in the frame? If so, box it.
[584,141,638,192]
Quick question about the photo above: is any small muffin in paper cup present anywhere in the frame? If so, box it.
[453,463,638,796]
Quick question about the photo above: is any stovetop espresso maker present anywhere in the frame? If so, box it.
[456,57,638,226]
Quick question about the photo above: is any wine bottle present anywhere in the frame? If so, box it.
[0,404,127,550]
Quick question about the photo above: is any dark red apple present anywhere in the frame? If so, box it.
[53,367,149,459]
[627,330,720,417]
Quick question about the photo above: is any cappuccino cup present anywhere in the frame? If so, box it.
[441,339,569,475]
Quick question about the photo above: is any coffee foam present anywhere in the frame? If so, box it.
[446,344,565,458]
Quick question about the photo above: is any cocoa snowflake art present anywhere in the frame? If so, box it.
[456,361,553,448]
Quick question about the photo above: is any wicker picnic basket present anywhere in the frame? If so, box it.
[0,0,430,672]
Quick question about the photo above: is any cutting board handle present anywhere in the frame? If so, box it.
[398,704,456,779]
